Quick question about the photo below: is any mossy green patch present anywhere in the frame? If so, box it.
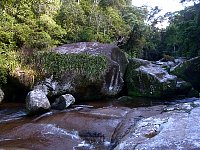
[28,51,108,83]
[0,67,8,86]
[0,50,22,86]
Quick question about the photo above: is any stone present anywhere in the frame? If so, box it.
[125,58,196,98]
[26,89,50,114]
[31,42,128,100]
[171,56,200,91]
[51,94,75,110]
[175,79,193,96]
[114,98,200,150]
[0,88,4,103]
[155,57,186,72]
[125,58,178,98]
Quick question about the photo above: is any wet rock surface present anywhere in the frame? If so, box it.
[114,98,200,150]
[1,98,200,149]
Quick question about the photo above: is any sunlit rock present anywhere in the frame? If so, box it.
[29,42,128,100]
[51,94,75,110]
[26,89,50,114]
[114,98,200,150]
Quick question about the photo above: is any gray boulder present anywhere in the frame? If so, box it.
[0,88,4,103]
[125,58,177,98]
[155,57,186,72]
[51,94,75,110]
[125,58,193,98]
[31,42,128,100]
[26,89,50,114]
[171,56,200,92]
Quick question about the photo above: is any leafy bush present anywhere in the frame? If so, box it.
[38,15,66,44]
[0,67,8,86]
[26,31,54,50]
[25,52,108,82]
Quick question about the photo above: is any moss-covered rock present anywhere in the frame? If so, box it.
[125,58,193,98]
[171,57,200,92]
[27,42,128,100]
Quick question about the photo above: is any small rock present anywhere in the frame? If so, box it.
[51,94,75,110]
[0,88,4,103]
[26,89,50,115]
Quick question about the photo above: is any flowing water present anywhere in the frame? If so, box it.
[0,97,197,150]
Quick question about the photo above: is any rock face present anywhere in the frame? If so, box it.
[114,98,200,150]
[125,58,193,98]
[171,56,200,92]
[125,58,175,98]
[0,88,4,103]
[155,57,185,72]
[51,94,75,110]
[32,42,128,100]
[26,89,50,114]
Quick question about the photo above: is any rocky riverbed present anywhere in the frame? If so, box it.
[1,42,200,149]
[1,97,200,150]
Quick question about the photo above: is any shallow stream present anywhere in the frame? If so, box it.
[0,97,197,150]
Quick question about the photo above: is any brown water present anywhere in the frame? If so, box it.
[0,97,197,150]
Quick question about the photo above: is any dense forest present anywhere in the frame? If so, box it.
[0,0,200,86]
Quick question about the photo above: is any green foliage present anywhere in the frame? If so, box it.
[38,15,66,44]
[26,31,54,50]
[120,6,149,57]
[13,24,32,47]
[27,52,108,82]
[0,67,8,86]
[0,49,21,86]
[161,4,200,58]
[0,0,152,86]
[0,0,148,54]
[78,27,96,42]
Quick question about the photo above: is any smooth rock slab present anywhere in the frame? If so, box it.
[114,99,200,150]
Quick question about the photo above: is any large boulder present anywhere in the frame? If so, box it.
[125,58,193,98]
[51,94,75,110]
[31,42,128,100]
[26,89,50,114]
[171,56,200,92]
[0,88,4,103]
